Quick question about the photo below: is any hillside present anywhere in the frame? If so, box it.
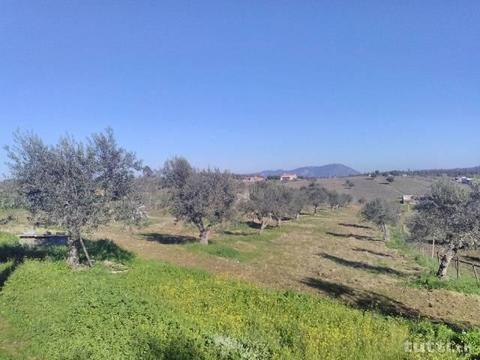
[258,164,359,178]
[0,214,476,359]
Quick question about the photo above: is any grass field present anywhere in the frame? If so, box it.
[289,175,436,202]
[2,178,480,358]
[0,231,477,359]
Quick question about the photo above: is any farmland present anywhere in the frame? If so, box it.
[2,176,480,359]
[290,175,437,202]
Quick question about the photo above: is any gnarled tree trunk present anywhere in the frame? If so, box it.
[66,237,80,268]
[313,205,318,215]
[197,221,210,245]
[275,217,282,227]
[260,219,268,233]
[437,247,457,278]
[199,229,210,245]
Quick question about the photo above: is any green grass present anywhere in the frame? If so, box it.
[386,227,480,296]
[387,227,438,270]
[413,273,480,295]
[0,232,476,359]
[186,242,245,260]
[185,222,284,262]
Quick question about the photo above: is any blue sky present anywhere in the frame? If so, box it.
[0,1,479,175]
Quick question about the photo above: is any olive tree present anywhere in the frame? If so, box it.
[162,156,193,190]
[242,182,299,230]
[305,183,328,214]
[361,198,399,241]
[344,179,354,188]
[5,129,143,268]
[408,179,480,278]
[170,169,237,244]
[242,181,276,232]
[269,185,295,227]
[327,191,352,210]
[288,188,308,219]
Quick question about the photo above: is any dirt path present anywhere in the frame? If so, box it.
[97,208,480,328]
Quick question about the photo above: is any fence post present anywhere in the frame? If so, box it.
[456,257,459,279]
[473,265,479,285]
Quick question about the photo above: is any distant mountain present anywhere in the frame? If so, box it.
[257,164,360,178]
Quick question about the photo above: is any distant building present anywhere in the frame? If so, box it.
[242,175,265,183]
[402,195,416,204]
[280,173,298,181]
[455,176,473,185]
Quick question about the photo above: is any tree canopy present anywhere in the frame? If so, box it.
[361,198,399,241]
[408,179,480,277]
[5,129,143,267]
[170,169,237,244]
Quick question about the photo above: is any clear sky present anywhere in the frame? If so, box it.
[0,1,479,175]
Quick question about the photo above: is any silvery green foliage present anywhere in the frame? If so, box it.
[242,181,300,223]
[288,188,309,218]
[162,156,193,190]
[0,179,24,209]
[304,182,329,212]
[170,168,237,235]
[5,128,143,238]
[361,198,399,228]
[327,190,352,209]
[408,179,480,251]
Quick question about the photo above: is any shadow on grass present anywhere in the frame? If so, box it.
[245,221,261,230]
[240,221,278,233]
[338,223,372,230]
[326,231,378,241]
[0,261,20,290]
[0,242,65,289]
[83,239,134,263]
[353,247,393,258]
[302,277,421,319]
[302,277,465,330]
[0,238,134,288]
[140,233,197,245]
[222,230,255,236]
[319,252,406,277]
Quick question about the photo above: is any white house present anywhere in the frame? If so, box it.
[280,173,298,181]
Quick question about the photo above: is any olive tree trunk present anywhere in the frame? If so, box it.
[437,247,457,278]
[260,219,268,233]
[66,237,80,268]
[382,223,390,241]
[275,217,282,227]
[199,229,210,245]
[313,205,318,215]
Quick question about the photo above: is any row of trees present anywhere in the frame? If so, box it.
[160,158,353,243]
[4,131,356,266]
[241,182,351,232]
